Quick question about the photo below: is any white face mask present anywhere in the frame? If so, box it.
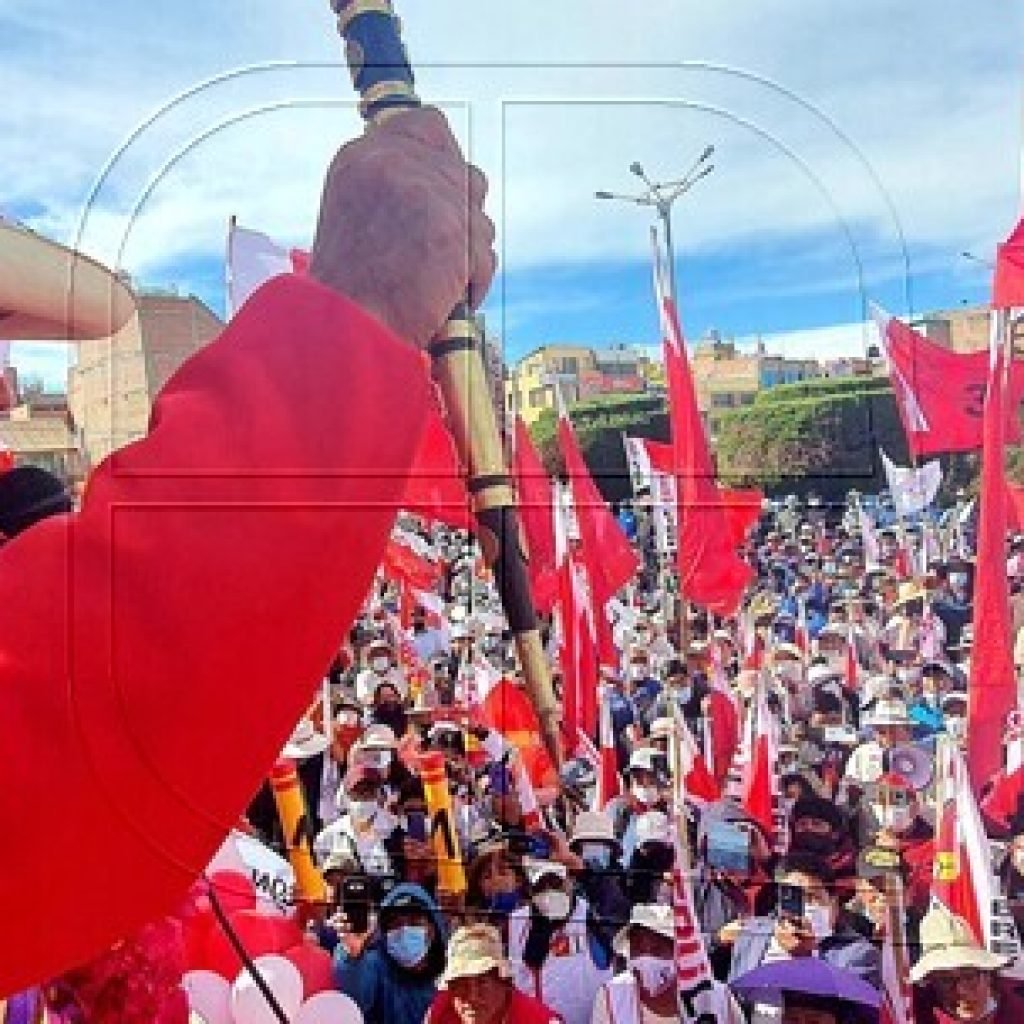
[804,903,833,940]
[872,804,912,833]
[630,666,648,681]
[349,800,379,828]
[533,889,571,921]
[371,657,390,673]
[632,783,659,807]
[629,955,674,996]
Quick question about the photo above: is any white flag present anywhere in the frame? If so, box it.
[880,449,942,517]
[226,221,307,319]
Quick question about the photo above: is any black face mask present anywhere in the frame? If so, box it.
[374,703,408,738]
[792,831,834,856]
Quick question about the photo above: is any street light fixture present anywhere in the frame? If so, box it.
[595,144,715,301]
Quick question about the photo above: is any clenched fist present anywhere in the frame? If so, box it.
[310,107,496,349]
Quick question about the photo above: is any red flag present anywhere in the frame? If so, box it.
[678,718,721,803]
[401,407,474,530]
[1006,482,1024,532]
[512,416,559,613]
[479,678,559,792]
[968,335,1017,794]
[655,259,754,616]
[844,623,860,693]
[382,530,443,593]
[871,303,1023,457]
[994,216,1024,309]
[558,406,638,666]
[741,690,775,837]
[706,690,739,790]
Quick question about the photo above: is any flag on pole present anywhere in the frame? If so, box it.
[513,416,559,613]
[226,221,309,318]
[740,686,775,839]
[993,215,1024,309]
[557,393,638,667]
[967,317,1017,795]
[880,449,942,517]
[653,233,754,617]
[870,302,1024,457]
[932,744,1020,958]
[594,686,621,810]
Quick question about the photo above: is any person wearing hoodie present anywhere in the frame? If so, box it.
[333,882,449,1024]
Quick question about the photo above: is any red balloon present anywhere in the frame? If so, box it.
[181,909,216,973]
[208,869,257,916]
[202,909,284,979]
[284,942,335,997]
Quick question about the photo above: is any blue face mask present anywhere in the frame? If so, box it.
[486,890,521,915]
[386,924,430,967]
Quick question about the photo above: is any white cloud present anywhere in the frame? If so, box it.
[2,0,1022,368]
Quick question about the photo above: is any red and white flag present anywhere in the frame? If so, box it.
[870,302,1024,457]
[932,745,1020,957]
[226,220,309,318]
[593,687,621,810]
[740,686,777,841]
[844,623,860,693]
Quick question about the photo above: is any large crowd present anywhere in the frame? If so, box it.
[191,493,1024,1024]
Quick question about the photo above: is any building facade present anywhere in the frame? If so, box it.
[69,290,222,465]
[506,344,655,425]
[912,306,989,353]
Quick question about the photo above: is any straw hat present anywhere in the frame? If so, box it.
[909,905,1008,984]
[438,924,512,988]
[893,580,928,609]
[613,904,675,956]
[0,217,135,340]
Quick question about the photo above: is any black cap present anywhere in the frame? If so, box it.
[0,466,71,538]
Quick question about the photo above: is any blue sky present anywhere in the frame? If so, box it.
[3,0,1022,388]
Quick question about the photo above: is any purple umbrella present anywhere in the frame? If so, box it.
[731,958,882,1009]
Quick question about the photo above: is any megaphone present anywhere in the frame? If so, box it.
[889,743,934,790]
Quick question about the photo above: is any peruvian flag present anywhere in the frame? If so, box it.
[794,598,810,656]
[226,221,309,318]
[677,717,721,803]
[594,687,621,810]
[870,302,1024,457]
[557,396,638,667]
[741,686,776,838]
[740,609,764,671]
[382,528,443,593]
[653,235,754,617]
[967,323,1017,795]
[512,416,559,613]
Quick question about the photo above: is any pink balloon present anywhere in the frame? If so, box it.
[181,969,232,1024]
[283,943,335,997]
[230,955,304,1024]
[294,992,364,1024]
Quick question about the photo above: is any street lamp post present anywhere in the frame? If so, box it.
[595,144,714,305]
[595,146,715,657]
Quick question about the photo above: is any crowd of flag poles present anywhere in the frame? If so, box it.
[221,217,1024,1020]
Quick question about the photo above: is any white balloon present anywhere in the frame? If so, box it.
[231,955,304,1024]
[294,992,364,1024]
[182,970,232,1024]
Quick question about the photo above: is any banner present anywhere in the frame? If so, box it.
[879,449,942,516]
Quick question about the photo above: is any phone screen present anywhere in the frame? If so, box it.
[705,821,751,874]
[341,876,372,934]
[777,882,806,921]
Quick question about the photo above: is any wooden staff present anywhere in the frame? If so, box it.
[329,0,561,767]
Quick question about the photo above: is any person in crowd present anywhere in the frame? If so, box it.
[334,882,449,1024]
[427,924,562,1024]
[568,811,631,956]
[606,749,669,858]
[316,762,395,875]
[591,904,744,1024]
[358,639,408,704]
[507,858,612,1024]
[910,905,1024,1024]
[788,795,857,880]
[624,812,676,906]
[844,699,914,789]
[721,853,881,988]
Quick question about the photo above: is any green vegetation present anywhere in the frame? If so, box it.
[528,376,995,507]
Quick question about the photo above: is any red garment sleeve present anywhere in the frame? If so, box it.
[0,276,431,994]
